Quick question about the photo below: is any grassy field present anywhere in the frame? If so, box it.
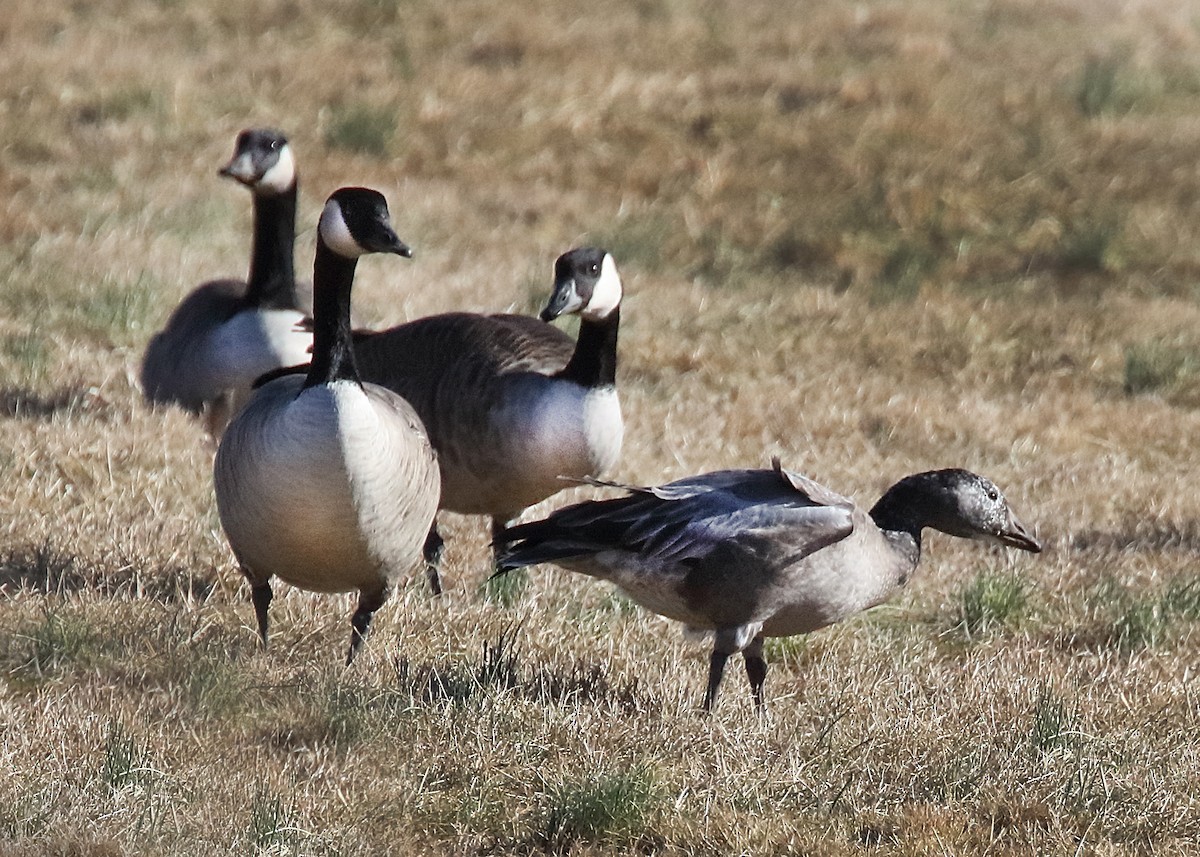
[3,0,1200,853]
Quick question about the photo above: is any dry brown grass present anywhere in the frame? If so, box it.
[3,0,1200,853]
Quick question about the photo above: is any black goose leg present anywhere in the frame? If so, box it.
[250,580,273,649]
[743,634,768,712]
[422,522,445,596]
[491,516,513,569]
[703,649,731,712]
[347,586,390,665]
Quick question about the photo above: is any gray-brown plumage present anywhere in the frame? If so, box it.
[349,247,625,591]
[496,459,1042,711]
[214,187,439,664]
[141,128,311,438]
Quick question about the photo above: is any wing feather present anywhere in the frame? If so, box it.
[498,464,855,570]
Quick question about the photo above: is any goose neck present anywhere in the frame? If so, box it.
[246,182,298,310]
[868,475,939,549]
[560,307,619,387]
[304,239,360,389]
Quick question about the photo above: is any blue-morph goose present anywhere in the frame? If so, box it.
[348,246,624,592]
[214,187,439,664]
[495,459,1041,711]
[141,128,312,437]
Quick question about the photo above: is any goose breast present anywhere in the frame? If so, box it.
[214,376,437,594]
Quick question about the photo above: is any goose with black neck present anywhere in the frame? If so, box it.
[213,186,439,664]
[141,128,312,438]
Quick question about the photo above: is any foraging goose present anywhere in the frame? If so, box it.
[495,459,1041,711]
[350,246,624,591]
[214,187,439,663]
[141,128,312,437]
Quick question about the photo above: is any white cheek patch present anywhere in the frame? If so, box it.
[582,253,623,321]
[256,144,296,195]
[319,200,367,258]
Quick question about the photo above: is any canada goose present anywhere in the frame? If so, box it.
[495,459,1041,711]
[349,246,624,592]
[213,187,439,664]
[141,128,312,437]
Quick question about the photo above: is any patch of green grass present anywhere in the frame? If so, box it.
[534,767,659,852]
[324,103,395,157]
[953,570,1029,638]
[1075,50,1164,118]
[1075,576,1200,653]
[12,609,101,678]
[1107,599,1164,652]
[1077,54,1124,117]
[75,87,162,125]
[248,789,303,853]
[317,681,372,748]
[180,654,245,719]
[1123,339,1200,396]
[78,274,157,344]
[1030,683,1076,757]
[1057,213,1123,273]
[1160,579,1200,620]
[101,721,154,792]
[589,213,673,275]
[872,237,936,304]
[2,330,50,387]
[764,634,809,667]
[481,567,528,607]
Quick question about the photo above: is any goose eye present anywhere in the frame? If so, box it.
[588,263,599,274]
[986,489,999,501]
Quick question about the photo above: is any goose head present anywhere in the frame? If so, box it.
[219,128,296,196]
[318,187,413,260]
[541,247,622,322]
[911,469,1041,552]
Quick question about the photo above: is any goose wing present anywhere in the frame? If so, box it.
[354,312,575,384]
[498,464,855,570]
[141,279,248,410]
[275,312,576,390]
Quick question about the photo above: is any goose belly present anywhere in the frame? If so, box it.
[602,558,714,627]
[215,380,433,593]
[759,533,908,638]
[438,381,622,516]
[201,308,312,394]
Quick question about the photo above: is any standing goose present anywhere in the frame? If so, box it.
[141,128,312,437]
[214,187,439,664]
[349,246,625,592]
[495,459,1041,711]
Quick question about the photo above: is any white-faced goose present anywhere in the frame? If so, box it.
[141,128,312,437]
[495,459,1041,711]
[213,187,439,664]
[347,246,624,592]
